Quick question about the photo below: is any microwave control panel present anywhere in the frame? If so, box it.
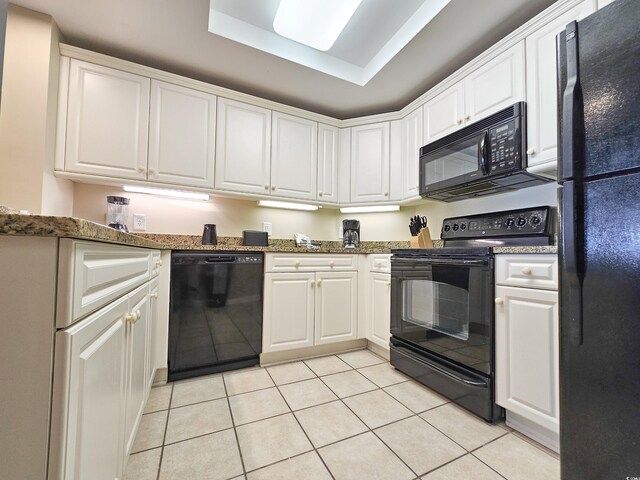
[488,120,521,173]
[441,207,553,239]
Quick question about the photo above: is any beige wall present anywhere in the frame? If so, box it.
[0,5,72,214]
[415,182,558,239]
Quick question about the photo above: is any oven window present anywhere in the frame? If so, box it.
[423,133,483,188]
[402,279,469,341]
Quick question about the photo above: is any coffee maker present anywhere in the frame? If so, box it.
[342,219,360,248]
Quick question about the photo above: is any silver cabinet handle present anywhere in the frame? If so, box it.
[526,148,536,155]
[456,119,463,125]
[125,313,137,324]
[495,298,504,305]
[148,168,155,174]
[465,114,471,121]
[271,184,276,190]
[318,192,323,196]
[264,185,269,190]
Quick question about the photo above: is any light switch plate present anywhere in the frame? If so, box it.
[262,222,272,235]
[133,213,146,231]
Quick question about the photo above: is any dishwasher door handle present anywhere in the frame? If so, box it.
[204,256,236,263]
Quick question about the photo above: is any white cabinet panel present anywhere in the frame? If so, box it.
[338,128,352,204]
[50,296,127,480]
[423,83,464,143]
[401,108,423,199]
[525,1,595,168]
[495,285,559,434]
[123,285,150,457]
[265,254,357,272]
[148,80,216,188]
[215,98,271,194]
[271,112,318,200]
[369,272,391,350]
[389,120,403,201]
[314,272,358,345]
[465,42,525,123]
[350,122,390,203]
[148,278,159,389]
[65,60,149,180]
[317,124,339,203]
[263,273,315,352]
[496,254,558,290]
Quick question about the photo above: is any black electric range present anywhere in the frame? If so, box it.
[389,206,554,421]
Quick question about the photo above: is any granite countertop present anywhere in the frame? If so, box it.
[493,246,558,254]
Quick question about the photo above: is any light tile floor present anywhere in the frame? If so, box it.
[125,349,560,480]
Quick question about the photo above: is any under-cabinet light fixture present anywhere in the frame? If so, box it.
[273,0,363,51]
[257,200,319,211]
[123,185,210,201]
[340,205,401,214]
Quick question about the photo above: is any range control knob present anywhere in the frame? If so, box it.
[516,216,527,227]
[460,223,467,230]
[452,223,460,231]
[530,215,542,226]
[443,224,451,232]
[505,218,515,227]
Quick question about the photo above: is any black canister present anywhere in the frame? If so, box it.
[202,224,217,245]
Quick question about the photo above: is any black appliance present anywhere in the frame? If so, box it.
[342,219,360,248]
[243,230,268,246]
[390,206,554,422]
[419,102,551,201]
[556,1,640,478]
[202,224,217,245]
[168,251,263,381]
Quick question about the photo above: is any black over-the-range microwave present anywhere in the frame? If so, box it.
[419,102,552,201]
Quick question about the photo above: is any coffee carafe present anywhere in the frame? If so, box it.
[342,219,360,248]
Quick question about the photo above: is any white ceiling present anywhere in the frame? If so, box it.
[208,0,451,85]
[10,0,556,119]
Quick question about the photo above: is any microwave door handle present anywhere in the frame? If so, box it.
[478,132,489,175]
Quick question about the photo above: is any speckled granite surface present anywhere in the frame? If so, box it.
[0,211,163,249]
[493,245,557,254]
[137,233,410,254]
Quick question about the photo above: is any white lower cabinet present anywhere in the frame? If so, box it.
[51,295,128,480]
[368,272,391,350]
[263,256,358,353]
[495,254,559,452]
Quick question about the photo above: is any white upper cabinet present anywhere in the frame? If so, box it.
[65,59,150,180]
[525,1,595,169]
[401,107,423,198]
[350,122,390,203]
[423,42,524,145]
[423,83,465,144]
[465,41,525,123]
[271,112,318,201]
[215,98,271,194]
[148,80,216,188]
[317,124,340,203]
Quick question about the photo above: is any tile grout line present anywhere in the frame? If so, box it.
[156,382,173,480]
[261,364,339,480]
[221,370,250,479]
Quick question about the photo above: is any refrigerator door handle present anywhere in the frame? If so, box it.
[562,181,584,346]
[562,20,585,181]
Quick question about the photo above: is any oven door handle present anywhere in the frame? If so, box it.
[392,257,489,266]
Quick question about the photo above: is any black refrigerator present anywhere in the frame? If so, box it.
[556,0,640,478]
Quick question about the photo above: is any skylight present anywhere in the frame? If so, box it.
[273,0,363,52]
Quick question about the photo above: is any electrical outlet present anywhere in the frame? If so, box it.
[133,213,146,231]
[262,222,272,235]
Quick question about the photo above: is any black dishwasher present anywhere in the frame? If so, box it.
[168,251,263,381]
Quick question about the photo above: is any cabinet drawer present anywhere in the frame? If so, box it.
[495,254,558,290]
[57,239,152,328]
[368,254,391,273]
[265,253,357,272]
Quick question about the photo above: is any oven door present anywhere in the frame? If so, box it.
[390,256,493,375]
[419,131,489,195]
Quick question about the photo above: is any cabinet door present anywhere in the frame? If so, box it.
[495,285,559,434]
[271,112,318,200]
[215,98,271,194]
[263,273,315,352]
[465,41,525,123]
[422,82,464,143]
[148,80,216,188]
[124,285,150,457]
[369,272,391,350]
[401,108,423,198]
[51,296,127,480]
[525,1,595,168]
[314,272,358,345]
[65,59,150,180]
[317,123,339,203]
[350,122,390,203]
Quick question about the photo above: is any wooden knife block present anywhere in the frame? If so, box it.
[410,228,433,248]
